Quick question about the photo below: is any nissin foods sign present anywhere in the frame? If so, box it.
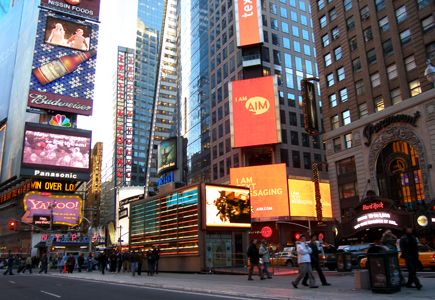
[229,76,281,148]
[234,0,263,47]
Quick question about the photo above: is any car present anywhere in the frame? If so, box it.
[359,244,435,270]
[324,244,372,270]
[270,251,298,267]
[322,245,337,271]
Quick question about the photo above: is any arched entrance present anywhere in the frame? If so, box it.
[376,141,424,208]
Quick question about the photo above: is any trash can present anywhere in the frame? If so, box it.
[336,251,352,272]
[367,245,401,294]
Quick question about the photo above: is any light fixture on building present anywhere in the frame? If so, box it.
[424,59,435,84]
[417,215,428,227]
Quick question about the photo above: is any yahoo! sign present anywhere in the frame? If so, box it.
[22,191,82,226]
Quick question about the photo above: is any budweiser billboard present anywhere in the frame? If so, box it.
[229,75,281,148]
[230,164,289,220]
[234,0,263,47]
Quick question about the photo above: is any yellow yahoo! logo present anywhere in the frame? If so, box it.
[245,96,270,115]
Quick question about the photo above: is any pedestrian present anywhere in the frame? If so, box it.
[98,251,107,275]
[116,251,122,273]
[137,252,143,276]
[3,251,14,275]
[131,251,139,276]
[87,253,93,272]
[400,227,422,290]
[122,251,130,272]
[66,254,75,273]
[259,240,272,279]
[292,234,318,288]
[152,246,160,274]
[147,249,155,276]
[302,234,330,286]
[17,256,26,273]
[247,239,264,280]
[23,256,33,274]
[39,254,48,274]
[77,253,85,272]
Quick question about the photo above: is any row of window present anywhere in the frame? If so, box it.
[317,0,431,14]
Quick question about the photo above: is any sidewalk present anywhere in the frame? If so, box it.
[45,269,435,300]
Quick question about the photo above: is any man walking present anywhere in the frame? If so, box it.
[400,227,422,290]
[3,251,14,275]
[247,239,264,280]
[39,254,48,274]
[292,234,318,288]
[302,234,330,286]
[259,239,272,279]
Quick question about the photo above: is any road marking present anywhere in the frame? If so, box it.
[41,290,61,298]
[8,281,15,284]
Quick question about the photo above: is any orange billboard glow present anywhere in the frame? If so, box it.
[229,76,281,148]
[230,164,289,220]
[288,179,333,218]
[235,0,263,47]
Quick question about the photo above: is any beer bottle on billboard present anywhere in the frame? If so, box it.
[33,50,97,85]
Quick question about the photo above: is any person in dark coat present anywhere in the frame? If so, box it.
[3,251,14,275]
[39,254,48,274]
[146,249,155,276]
[66,254,75,273]
[152,246,160,274]
[302,234,330,286]
[98,251,107,275]
[77,253,85,272]
[400,227,422,290]
[247,239,264,280]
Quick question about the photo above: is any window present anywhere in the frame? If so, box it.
[373,97,385,113]
[303,152,312,169]
[349,37,357,51]
[332,27,340,40]
[289,112,297,126]
[367,49,376,65]
[324,53,332,66]
[301,15,308,26]
[417,0,431,10]
[329,93,337,107]
[334,47,342,60]
[405,55,416,71]
[294,41,301,52]
[337,67,345,81]
[356,80,364,95]
[371,72,381,87]
[270,3,277,14]
[292,151,301,168]
[290,131,299,145]
[302,133,310,147]
[329,8,337,22]
[379,17,389,32]
[342,110,351,125]
[326,73,334,87]
[283,37,290,49]
[302,29,309,40]
[344,133,352,149]
[352,58,361,72]
[395,5,407,24]
[322,34,330,47]
[333,137,342,152]
[291,10,298,21]
[358,103,368,118]
[292,25,299,37]
[273,50,281,65]
[280,7,288,18]
[422,15,434,32]
[343,0,352,11]
[400,29,411,44]
[331,115,339,129]
[339,88,348,102]
[320,15,327,28]
[360,6,369,20]
[346,16,355,31]
[409,80,422,97]
[375,0,385,11]
[383,39,393,56]
[363,27,373,42]
[282,22,289,33]
[304,45,311,56]
[284,53,292,68]
[391,88,402,104]
[271,18,279,30]
[387,64,398,80]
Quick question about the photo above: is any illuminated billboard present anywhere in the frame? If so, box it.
[20,122,91,181]
[288,179,333,218]
[27,11,98,116]
[234,0,263,47]
[229,75,281,148]
[157,137,177,175]
[230,164,289,220]
[21,191,82,226]
[40,0,101,21]
[205,184,251,228]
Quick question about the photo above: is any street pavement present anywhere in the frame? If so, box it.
[28,268,435,300]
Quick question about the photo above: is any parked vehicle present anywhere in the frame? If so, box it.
[270,251,298,267]
[322,244,337,270]
[324,244,372,270]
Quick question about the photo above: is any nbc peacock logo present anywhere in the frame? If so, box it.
[49,114,72,127]
[245,96,270,115]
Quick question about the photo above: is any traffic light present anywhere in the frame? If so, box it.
[8,220,16,231]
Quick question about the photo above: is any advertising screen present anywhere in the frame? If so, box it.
[21,191,82,226]
[21,122,91,181]
[28,11,98,116]
[205,184,251,228]
[40,0,101,21]
[288,179,333,218]
[44,16,91,51]
[157,137,177,175]
[234,0,263,47]
[229,76,281,148]
[230,164,289,220]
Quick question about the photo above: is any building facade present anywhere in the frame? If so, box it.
[310,0,435,242]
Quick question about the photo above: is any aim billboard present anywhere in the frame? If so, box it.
[229,75,281,148]
[234,0,263,47]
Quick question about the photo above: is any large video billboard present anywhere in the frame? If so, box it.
[40,0,101,21]
[288,179,333,218]
[21,191,82,226]
[20,122,91,181]
[230,164,289,220]
[229,75,281,148]
[157,137,177,175]
[234,0,263,47]
[27,11,98,116]
[205,184,251,228]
